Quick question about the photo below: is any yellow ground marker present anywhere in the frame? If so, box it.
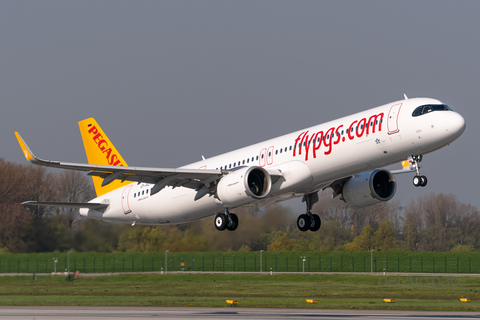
[306,299,317,303]
[460,298,471,302]
[384,299,395,303]
[226,300,237,307]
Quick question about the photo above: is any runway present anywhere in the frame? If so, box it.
[0,307,479,320]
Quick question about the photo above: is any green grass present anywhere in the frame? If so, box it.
[0,273,479,310]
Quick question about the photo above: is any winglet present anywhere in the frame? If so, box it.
[14,132,35,161]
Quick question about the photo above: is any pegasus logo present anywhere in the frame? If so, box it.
[87,126,125,166]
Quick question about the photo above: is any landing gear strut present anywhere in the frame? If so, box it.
[297,192,321,232]
[410,155,427,187]
[214,209,238,231]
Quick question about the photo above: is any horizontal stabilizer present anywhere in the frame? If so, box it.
[21,201,109,210]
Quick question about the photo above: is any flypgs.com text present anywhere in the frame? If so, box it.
[293,113,384,161]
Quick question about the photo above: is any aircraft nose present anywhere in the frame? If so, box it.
[448,112,466,138]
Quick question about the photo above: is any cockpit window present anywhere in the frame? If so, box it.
[412,104,451,117]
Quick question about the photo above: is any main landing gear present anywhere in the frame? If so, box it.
[297,192,321,232]
[410,155,427,187]
[214,209,238,231]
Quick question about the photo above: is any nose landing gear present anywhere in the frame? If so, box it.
[297,193,321,232]
[214,209,238,231]
[410,155,427,187]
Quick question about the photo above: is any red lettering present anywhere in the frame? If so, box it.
[109,154,119,165]
[323,127,335,155]
[299,131,308,156]
[333,125,343,145]
[88,126,98,134]
[291,112,384,160]
[103,148,112,161]
[312,131,324,158]
[356,118,366,138]
[303,134,311,161]
[92,133,103,144]
[98,140,108,151]
[293,132,305,157]
[366,113,384,134]
[348,120,357,140]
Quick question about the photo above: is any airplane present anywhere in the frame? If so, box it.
[15,96,465,232]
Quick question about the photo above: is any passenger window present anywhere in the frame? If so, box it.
[134,193,136,198]
[280,149,282,153]
[146,189,149,194]
[275,150,278,155]
[256,156,258,160]
[289,146,292,151]
[142,191,144,195]
[242,160,245,164]
[229,164,231,168]
[285,147,287,152]
[247,159,249,163]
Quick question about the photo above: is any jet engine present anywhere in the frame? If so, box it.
[216,166,272,207]
[342,169,396,208]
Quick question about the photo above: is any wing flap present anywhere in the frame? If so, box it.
[22,201,109,210]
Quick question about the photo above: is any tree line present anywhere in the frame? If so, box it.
[0,159,478,253]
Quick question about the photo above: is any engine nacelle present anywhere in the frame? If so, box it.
[216,166,272,207]
[342,169,396,208]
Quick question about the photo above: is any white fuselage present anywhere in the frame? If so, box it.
[79,98,466,225]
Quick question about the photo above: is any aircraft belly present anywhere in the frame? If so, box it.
[130,187,222,224]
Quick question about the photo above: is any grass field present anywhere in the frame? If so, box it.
[0,273,479,311]
[1,251,480,274]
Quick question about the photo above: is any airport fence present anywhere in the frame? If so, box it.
[1,252,480,274]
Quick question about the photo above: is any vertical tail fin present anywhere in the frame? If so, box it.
[78,118,129,197]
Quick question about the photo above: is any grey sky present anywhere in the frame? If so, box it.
[1,1,478,211]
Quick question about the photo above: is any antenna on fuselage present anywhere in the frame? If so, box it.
[404,94,408,100]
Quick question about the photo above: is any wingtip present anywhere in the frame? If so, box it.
[14,132,35,161]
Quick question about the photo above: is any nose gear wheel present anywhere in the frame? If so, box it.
[410,155,427,187]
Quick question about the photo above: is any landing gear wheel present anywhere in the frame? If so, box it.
[226,213,238,231]
[309,214,321,232]
[297,214,310,232]
[214,213,227,231]
[413,175,421,187]
[420,175,427,187]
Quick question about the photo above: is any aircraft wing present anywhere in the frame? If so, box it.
[15,132,223,195]
[22,201,109,209]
